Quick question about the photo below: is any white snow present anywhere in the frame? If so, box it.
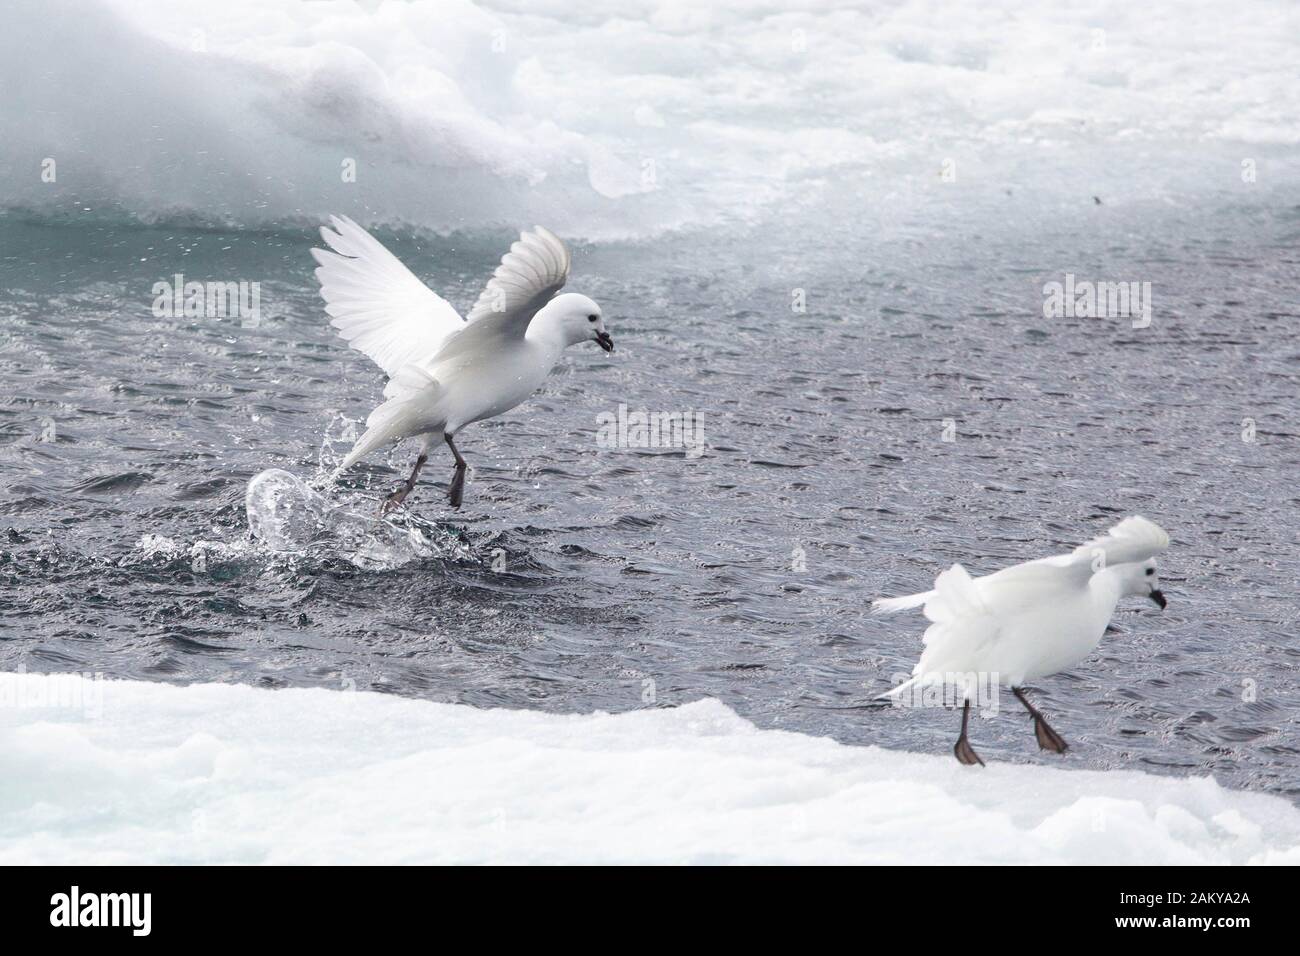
[3,0,1297,236]
[2,672,1297,865]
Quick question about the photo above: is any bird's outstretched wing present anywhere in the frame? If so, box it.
[464,226,570,337]
[1050,515,1171,574]
[312,215,464,377]
[875,515,1171,616]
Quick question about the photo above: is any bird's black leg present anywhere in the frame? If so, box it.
[445,433,468,509]
[1012,686,1068,754]
[382,453,428,514]
[954,698,985,766]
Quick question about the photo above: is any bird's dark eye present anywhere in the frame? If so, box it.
[587,314,599,322]
[1145,568,1155,576]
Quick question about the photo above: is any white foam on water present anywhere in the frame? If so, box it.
[119,470,460,574]
[244,468,465,571]
[1,673,1296,864]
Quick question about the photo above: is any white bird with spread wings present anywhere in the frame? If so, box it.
[874,516,1170,766]
[311,217,613,511]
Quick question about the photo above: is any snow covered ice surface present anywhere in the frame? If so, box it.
[2,673,1297,865]
[5,0,1298,237]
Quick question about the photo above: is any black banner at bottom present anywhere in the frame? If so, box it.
[3,865,1286,943]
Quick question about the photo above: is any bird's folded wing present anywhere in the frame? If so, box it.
[312,215,465,377]
[464,226,570,338]
[1052,515,1171,573]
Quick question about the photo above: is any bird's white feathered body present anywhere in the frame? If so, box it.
[338,312,568,470]
[310,217,612,501]
[876,516,1170,695]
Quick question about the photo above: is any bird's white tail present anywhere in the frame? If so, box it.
[334,412,403,476]
[332,369,442,477]
[871,590,935,614]
[875,673,923,701]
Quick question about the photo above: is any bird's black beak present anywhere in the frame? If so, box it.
[595,331,614,352]
[1149,589,1167,610]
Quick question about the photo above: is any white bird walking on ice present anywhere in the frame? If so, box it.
[874,516,1170,766]
[312,217,613,511]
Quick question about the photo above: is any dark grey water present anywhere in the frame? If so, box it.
[2,193,1298,798]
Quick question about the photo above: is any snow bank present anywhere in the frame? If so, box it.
[2,673,1297,864]
[4,0,1297,236]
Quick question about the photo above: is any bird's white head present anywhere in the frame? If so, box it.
[540,292,613,352]
[1117,558,1167,609]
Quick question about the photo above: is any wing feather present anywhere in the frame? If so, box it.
[1049,515,1171,573]
[911,564,1002,678]
[464,226,571,337]
[313,215,464,377]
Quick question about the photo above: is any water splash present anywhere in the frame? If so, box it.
[245,468,467,571]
